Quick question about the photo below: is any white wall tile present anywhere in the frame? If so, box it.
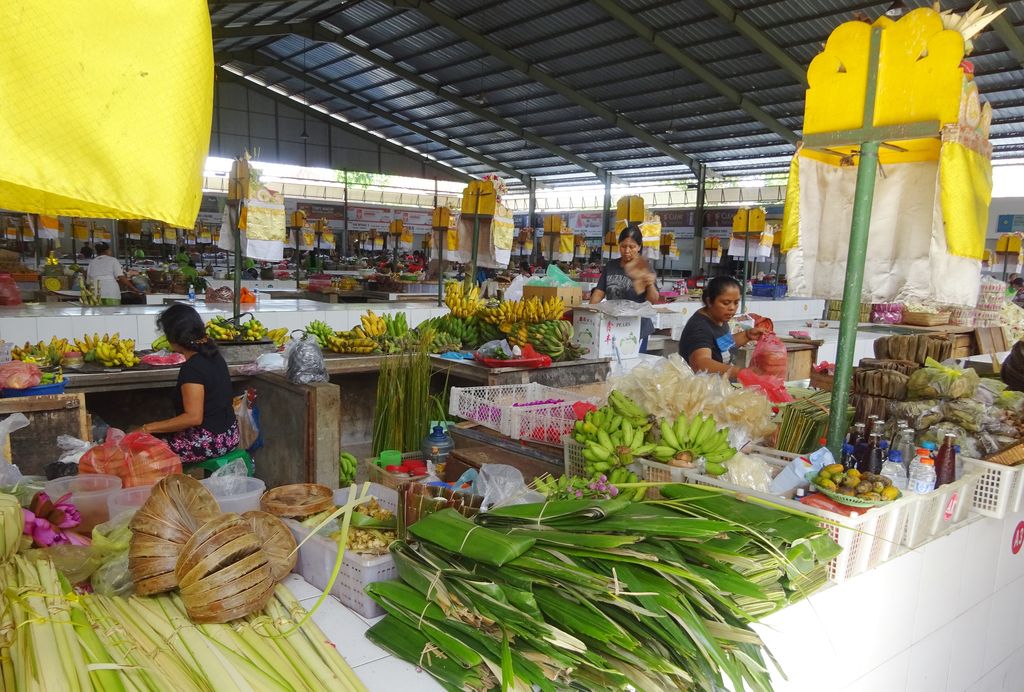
[0,317,38,344]
[845,651,909,692]
[946,603,992,692]
[958,517,1003,612]
[993,510,1024,592]
[913,528,970,641]
[982,583,1023,672]
[906,622,954,692]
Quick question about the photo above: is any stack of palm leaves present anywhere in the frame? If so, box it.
[365,484,839,691]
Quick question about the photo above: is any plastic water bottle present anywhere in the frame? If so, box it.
[908,450,936,494]
[895,426,918,478]
[253,286,260,305]
[881,449,908,491]
[187,284,195,303]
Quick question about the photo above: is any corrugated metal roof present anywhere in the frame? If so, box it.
[212,0,1024,183]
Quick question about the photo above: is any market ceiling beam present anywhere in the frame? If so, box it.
[980,0,1024,66]
[212,21,618,184]
[216,68,474,183]
[701,0,807,87]
[589,0,799,147]
[380,0,706,177]
[219,50,532,185]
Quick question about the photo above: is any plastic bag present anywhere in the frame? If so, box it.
[24,545,101,584]
[750,333,788,380]
[0,274,22,305]
[723,452,774,493]
[941,399,986,432]
[56,435,93,465]
[737,368,794,404]
[91,552,134,596]
[973,377,1008,406]
[916,422,969,447]
[0,361,40,390]
[528,263,577,287]
[891,399,945,430]
[504,274,528,301]
[206,458,250,495]
[0,413,29,464]
[233,391,260,450]
[79,428,182,487]
[907,358,979,400]
[286,336,328,384]
[239,351,287,375]
[91,511,133,556]
[477,464,545,511]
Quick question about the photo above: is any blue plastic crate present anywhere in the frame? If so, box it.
[751,283,787,298]
[1,381,66,398]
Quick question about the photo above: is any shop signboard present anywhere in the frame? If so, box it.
[996,215,1024,233]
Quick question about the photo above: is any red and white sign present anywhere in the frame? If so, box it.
[943,493,958,521]
[1011,521,1024,556]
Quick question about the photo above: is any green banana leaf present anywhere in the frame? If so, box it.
[408,509,535,567]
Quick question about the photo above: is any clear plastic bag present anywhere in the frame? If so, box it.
[941,399,986,432]
[91,552,134,596]
[233,392,259,450]
[286,336,328,384]
[907,358,979,400]
[206,458,250,495]
[891,399,945,430]
[0,413,29,464]
[477,464,545,511]
[91,511,133,557]
[24,545,101,584]
[56,435,93,465]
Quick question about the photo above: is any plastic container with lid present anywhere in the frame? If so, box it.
[44,474,123,532]
[377,450,402,468]
[421,426,454,465]
[107,485,155,519]
[201,476,266,513]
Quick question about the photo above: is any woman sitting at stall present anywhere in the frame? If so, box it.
[140,304,238,463]
[589,224,660,352]
[678,275,763,381]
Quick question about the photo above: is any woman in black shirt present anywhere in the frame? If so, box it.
[141,304,239,463]
[589,225,660,351]
[678,276,763,380]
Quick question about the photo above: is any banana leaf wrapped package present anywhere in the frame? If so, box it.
[891,399,944,430]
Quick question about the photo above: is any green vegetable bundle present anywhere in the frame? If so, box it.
[367,486,839,691]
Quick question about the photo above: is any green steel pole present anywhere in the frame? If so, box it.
[826,140,880,454]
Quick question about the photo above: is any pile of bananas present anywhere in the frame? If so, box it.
[358,310,388,338]
[478,296,566,327]
[237,318,268,342]
[526,320,589,361]
[436,315,479,349]
[504,322,530,348]
[12,337,70,367]
[339,451,358,486]
[327,330,379,354]
[205,317,241,341]
[571,391,654,480]
[332,276,360,291]
[443,281,484,319]
[267,328,290,347]
[381,312,409,339]
[305,320,334,348]
[91,337,140,368]
[151,335,171,351]
[651,412,736,471]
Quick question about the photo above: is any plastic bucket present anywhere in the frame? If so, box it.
[201,476,266,513]
[44,474,123,533]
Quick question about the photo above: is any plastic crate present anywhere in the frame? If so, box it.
[751,283,787,298]
[1,381,66,398]
[450,383,591,445]
[964,457,1022,520]
[563,436,586,477]
[637,457,690,499]
[680,446,915,584]
[901,468,981,549]
[286,482,399,619]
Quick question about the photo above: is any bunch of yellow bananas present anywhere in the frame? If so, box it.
[206,317,241,341]
[267,328,290,347]
[444,281,484,319]
[504,322,530,347]
[480,296,565,326]
[74,332,122,355]
[12,337,70,366]
[327,331,379,354]
[94,338,139,368]
[360,310,387,338]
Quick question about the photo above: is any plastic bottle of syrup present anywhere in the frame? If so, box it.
[852,425,870,471]
[857,434,881,474]
[841,443,857,471]
[881,449,908,491]
[908,449,936,494]
[934,434,957,488]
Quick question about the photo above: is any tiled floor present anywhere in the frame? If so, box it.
[282,574,443,691]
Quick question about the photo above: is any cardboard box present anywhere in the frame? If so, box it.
[573,308,642,359]
[522,283,583,307]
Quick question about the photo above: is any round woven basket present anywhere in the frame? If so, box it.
[129,475,220,595]
[175,513,274,623]
[259,483,334,518]
[242,510,297,581]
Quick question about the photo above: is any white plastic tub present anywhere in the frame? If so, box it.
[106,485,155,519]
[44,474,122,532]
[201,476,266,514]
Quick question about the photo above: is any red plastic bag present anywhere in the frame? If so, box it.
[0,274,22,306]
[79,428,182,487]
[750,332,788,380]
[0,361,41,389]
[737,368,794,404]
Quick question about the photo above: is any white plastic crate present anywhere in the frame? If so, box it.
[637,457,690,499]
[563,435,586,477]
[963,457,1022,520]
[901,469,981,549]
[450,383,591,445]
[286,482,399,619]
[681,446,916,583]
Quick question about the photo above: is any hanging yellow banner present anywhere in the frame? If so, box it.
[72,223,90,241]
[0,1,213,227]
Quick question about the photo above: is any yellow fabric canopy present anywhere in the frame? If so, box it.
[0,1,213,228]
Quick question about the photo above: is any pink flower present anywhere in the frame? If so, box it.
[23,491,85,548]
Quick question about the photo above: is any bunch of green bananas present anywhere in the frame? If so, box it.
[206,317,241,341]
[527,320,574,360]
[151,334,170,351]
[437,315,480,349]
[651,412,736,472]
[382,312,409,339]
[429,330,462,354]
[571,391,653,479]
[305,320,334,348]
[477,320,503,344]
[238,318,268,342]
[339,451,357,486]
